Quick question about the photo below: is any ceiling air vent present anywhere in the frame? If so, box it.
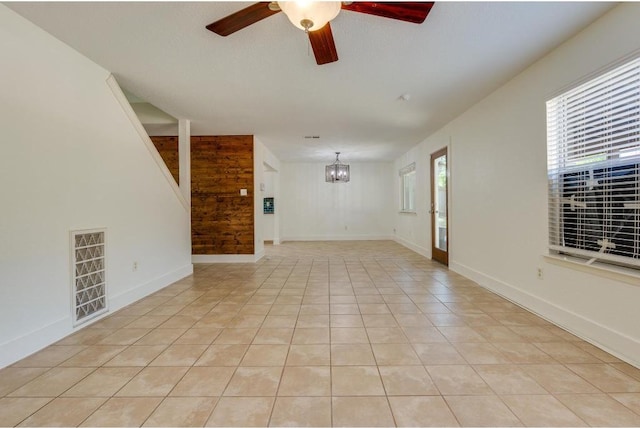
[71,229,107,325]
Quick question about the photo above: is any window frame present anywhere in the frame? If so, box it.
[399,163,416,213]
[546,55,640,271]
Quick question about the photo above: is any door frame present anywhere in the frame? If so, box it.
[430,147,449,266]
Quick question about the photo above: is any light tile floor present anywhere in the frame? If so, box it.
[2,241,640,427]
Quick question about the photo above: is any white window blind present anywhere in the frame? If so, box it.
[547,56,640,269]
[400,163,416,212]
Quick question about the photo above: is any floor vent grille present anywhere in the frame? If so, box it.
[71,229,107,325]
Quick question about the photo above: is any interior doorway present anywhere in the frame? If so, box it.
[263,162,279,245]
[430,147,449,265]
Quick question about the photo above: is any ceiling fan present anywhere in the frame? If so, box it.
[206,2,434,65]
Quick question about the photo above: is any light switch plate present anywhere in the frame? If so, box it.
[240,189,248,196]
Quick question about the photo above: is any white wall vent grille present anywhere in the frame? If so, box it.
[71,229,107,325]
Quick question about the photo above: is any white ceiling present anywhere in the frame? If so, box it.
[7,1,614,162]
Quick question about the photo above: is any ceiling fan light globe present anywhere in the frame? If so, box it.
[278,1,341,32]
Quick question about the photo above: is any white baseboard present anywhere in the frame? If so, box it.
[281,235,393,242]
[450,260,640,368]
[393,236,431,258]
[109,263,193,311]
[0,316,70,369]
[0,263,193,369]
[192,253,264,263]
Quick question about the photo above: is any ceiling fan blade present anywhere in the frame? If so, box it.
[341,2,434,24]
[206,2,281,36]
[308,23,339,65]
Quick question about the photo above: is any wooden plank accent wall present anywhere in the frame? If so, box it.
[191,135,254,255]
[150,136,179,184]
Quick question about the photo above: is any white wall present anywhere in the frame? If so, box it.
[0,5,192,368]
[393,3,640,366]
[254,138,280,257]
[263,169,276,242]
[281,162,393,241]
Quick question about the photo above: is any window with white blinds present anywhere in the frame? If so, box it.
[400,163,416,212]
[547,56,640,269]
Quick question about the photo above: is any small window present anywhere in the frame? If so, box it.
[546,56,640,269]
[400,163,416,212]
[71,229,108,325]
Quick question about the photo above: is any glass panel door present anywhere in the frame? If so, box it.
[430,147,448,265]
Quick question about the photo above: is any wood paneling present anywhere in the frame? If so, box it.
[191,135,254,255]
[150,136,179,184]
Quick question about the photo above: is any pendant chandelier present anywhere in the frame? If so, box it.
[325,152,350,183]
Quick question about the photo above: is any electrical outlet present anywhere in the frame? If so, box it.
[133,261,138,272]
[537,267,543,280]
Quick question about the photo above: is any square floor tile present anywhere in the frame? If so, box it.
[269,396,331,427]
[566,363,640,392]
[371,343,421,365]
[413,343,467,365]
[330,315,364,328]
[0,368,49,396]
[263,316,298,328]
[445,395,522,427]
[611,392,640,414]
[12,346,86,368]
[292,328,330,344]
[286,345,330,366]
[331,328,369,344]
[253,328,294,344]
[453,342,512,364]
[174,328,222,345]
[80,397,162,427]
[379,365,439,395]
[332,396,394,427]
[241,345,289,366]
[296,315,330,328]
[389,396,459,427]
[115,366,188,396]
[63,367,141,397]
[492,342,555,364]
[331,344,376,365]
[556,393,640,426]
[474,365,547,394]
[332,366,385,396]
[278,366,330,396]
[501,394,586,426]
[195,344,248,366]
[103,345,167,367]
[135,328,187,345]
[206,397,274,427]
[18,397,106,427]
[362,314,398,327]
[426,365,492,395]
[366,327,408,343]
[522,364,599,393]
[170,366,235,396]
[0,397,52,427]
[214,328,258,344]
[143,397,218,427]
[149,344,207,366]
[9,367,94,397]
[224,367,282,396]
[59,346,126,367]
